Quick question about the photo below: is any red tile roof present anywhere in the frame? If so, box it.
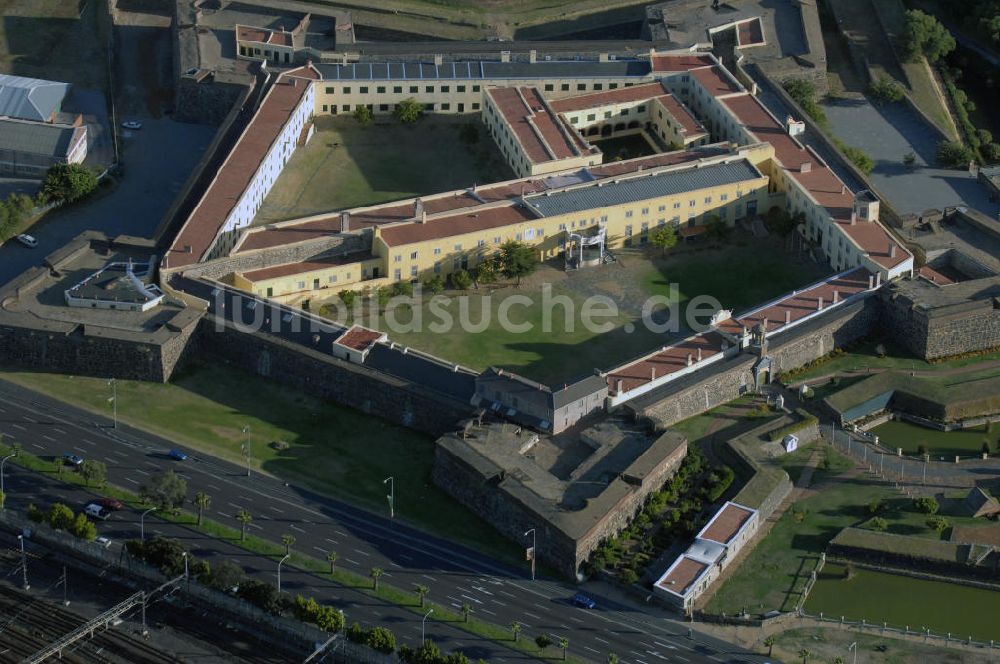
[917,265,956,285]
[607,331,726,395]
[700,502,754,545]
[652,94,705,136]
[690,65,743,97]
[655,556,708,595]
[336,325,383,351]
[242,253,372,282]
[735,268,872,334]
[651,54,716,72]
[379,204,537,247]
[165,71,314,269]
[487,86,586,164]
[236,25,292,47]
[547,82,668,113]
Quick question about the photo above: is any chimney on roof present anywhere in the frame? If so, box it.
[687,353,693,366]
[833,290,840,303]
[697,347,702,362]
[340,212,350,232]
[841,184,847,195]
[800,161,811,173]
[415,198,424,220]
[433,54,443,66]
[615,379,624,394]
[889,243,897,258]
[868,274,874,289]
[651,366,656,380]
[473,182,478,193]
[850,211,857,225]
[817,296,824,310]
[762,317,768,331]
[529,49,537,64]
[785,309,791,325]
[876,272,882,287]
[599,53,609,63]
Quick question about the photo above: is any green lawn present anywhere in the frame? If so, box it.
[778,441,853,486]
[705,466,888,616]
[807,563,1000,641]
[349,238,829,384]
[0,365,521,563]
[772,626,998,664]
[254,115,513,225]
[871,420,995,457]
[788,340,1000,383]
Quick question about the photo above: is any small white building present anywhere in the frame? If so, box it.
[782,434,799,453]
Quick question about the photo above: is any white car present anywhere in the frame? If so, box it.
[16,234,37,248]
[95,536,112,548]
[121,120,142,130]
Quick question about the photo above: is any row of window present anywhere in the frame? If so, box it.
[542,81,636,93]
[324,84,482,95]
[321,102,481,114]
[568,104,647,125]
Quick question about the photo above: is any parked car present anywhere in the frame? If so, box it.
[95,536,112,548]
[571,593,596,609]
[168,449,188,461]
[95,497,124,511]
[84,503,111,521]
[121,120,142,130]
[62,453,84,467]
[16,234,38,248]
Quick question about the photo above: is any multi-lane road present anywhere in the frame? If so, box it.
[0,378,766,663]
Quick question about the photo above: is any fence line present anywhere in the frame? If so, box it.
[798,610,998,652]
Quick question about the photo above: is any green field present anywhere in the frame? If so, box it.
[344,238,828,384]
[807,563,1000,641]
[705,454,892,616]
[871,420,995,457]
[771,627,998,664]
[0,365,521,562]
[788,341,1000,383]
[254,115,513,225]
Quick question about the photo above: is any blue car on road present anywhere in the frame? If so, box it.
[168,449,188,461]
[571,593,596,609]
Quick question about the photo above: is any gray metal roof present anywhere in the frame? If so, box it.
[552,373,608,409]
[524,159,761,218]
[314,59,652,82]
[0,117,80,158]
[0,74,70,122]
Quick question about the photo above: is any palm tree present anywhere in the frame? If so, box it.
[370,567,383,590]
[281,534,296,555]
[326,551,338,574]
[559,637,569,661]
[235,509,252,541]
[195,492,211,527]
[414,584,429,607]
[763,635,775,656]
[511,620,521,643]
[798,648,810,664]
[834,657,844,664]
[607,655,619,664]
[461,602,472,623]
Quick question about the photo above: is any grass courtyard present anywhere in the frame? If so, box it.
[0,365,521,563]
[337,236,829,384]
[253,115,514,225]
[871,419,996,457]
[786,340,1000,383]
[806,563,1000,641]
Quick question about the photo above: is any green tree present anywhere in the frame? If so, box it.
[841,145,875,175]
[48,503,75,530]
[870,516,889,532]
[353,104,373,125]
[782,78,826,124]
[649,224,678,256]
[798,647,810,663]
[869,75,904,103]
[366,626,396,653]
[608,654,619,664]
[927,516,949,533]
[41,163,98,204]
[499,240,539,286]
[868,498,886,515]
[327,550,338,574]
[237,579,282,614]
[461,602,472,623]
[376,286,392,309]
[394,98,423,124]
[913,497,939,514]
[936,140,974,168]
[339,289,358,309]
[414,583,430,607]
[195,491,211,527]
[315,605,343,632]
[559,637,569,660]
[235,509,252,541]
[78,459,107,487]
[424,274,445,294]
[210,559,244,591]
[763,635,775,656]
[281,533,296,555]
[371,566,384,590]
[475,258,498,285]
[452,268,473,290]
[392,280,414,297]
[704,215,730,243]
[511,621,521,643]
[27,503,44,523]
[70,513,97,541]
[536,634,552,650]
[139,469,187,512]
[902,10,956,62]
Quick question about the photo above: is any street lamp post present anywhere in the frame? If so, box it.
[182,552,189,591]
[108,379,117,429]
[140,507,157,541]
[1,451,17,508]
[422,608,433,644]
[277,553,290,593]
[848,641,858,664]
[242,425,252,478]
[524,528,536,581]
[383,476,394,519]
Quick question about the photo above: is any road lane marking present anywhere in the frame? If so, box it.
[217,511,231,518]
[312,546,326,554]
[584,647,599,653]
[72,446,86,453]
[249,523,262,530]
[110,450,127,458]
[335,530,348,537]
[125,478,139,485]
[325,538,338,545]
[524,612,542,620]
[134,469,149,476]
[12,424,26,431]
[481,608,496,616]
[227,502,242,510]
[42,435,55,442]
[421,574,437,582]
[460,594,482,605]
[208,484,221,491]
[53,428,66,434]
[30,443,44,450]
[268,506,283,513]
[352,548,369,556]
[290,524,305,533]
[144,461,159,468]
[345,558,360,566]
[595,637,609,644]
